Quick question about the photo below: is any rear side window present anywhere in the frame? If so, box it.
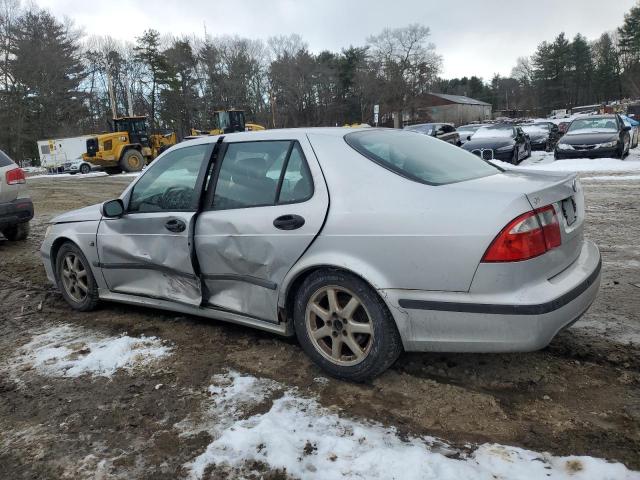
[212,140,313,210]
[0,150,14,167]
[345,130,499,185]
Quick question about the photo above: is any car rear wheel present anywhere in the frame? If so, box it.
[55,242,99,311]
[80,163,91,174]
[2,222,29,241]
[294,270,403,382]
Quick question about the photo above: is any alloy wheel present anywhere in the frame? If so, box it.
[305,285,374,366]
[60,252,89,303]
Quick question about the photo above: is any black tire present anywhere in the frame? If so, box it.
[2,222,29,241]
[293,269,403,382]
[616,142,624,159]
[120,149,145,173]
[511,147,519,165]
[80,163,91,174]
[55,242,99,311]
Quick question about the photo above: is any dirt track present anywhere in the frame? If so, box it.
[0,172,639,478]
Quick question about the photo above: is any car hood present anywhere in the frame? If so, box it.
[50,203,102,224]
[462,138,515,150]
[560,132,618,145]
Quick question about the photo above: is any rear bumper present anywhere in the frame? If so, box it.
[381,240,601,352]
[0,198,34,229]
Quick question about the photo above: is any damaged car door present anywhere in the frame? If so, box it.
[96,144,212,304]
[195,135,329,322]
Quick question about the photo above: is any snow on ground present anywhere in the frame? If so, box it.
[492,148,640,174]
[179,370,639,480]
[581,174,640,181]
[8,324,171,378]
[27,171,108,180]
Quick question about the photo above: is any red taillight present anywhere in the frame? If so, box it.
[5,167,26,185]
[482,204,562,262]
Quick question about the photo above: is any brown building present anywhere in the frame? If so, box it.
[404,93,492,126]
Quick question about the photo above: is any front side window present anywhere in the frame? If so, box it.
[128,144,209,213]
[346,130,499,186]
[212,140,313,210]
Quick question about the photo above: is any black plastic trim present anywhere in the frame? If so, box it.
[398,257,601,316]
[202,273,277,290]
[96,262,197,280]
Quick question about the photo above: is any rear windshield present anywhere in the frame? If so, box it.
[0,150,14,167]
[345,130,499,186]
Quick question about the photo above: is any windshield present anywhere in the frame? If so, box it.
[521,125,548,135]
[345,130,499,186]
[568,118,618,134]
[472,126,514,139]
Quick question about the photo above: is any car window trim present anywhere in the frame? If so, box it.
[204,139,315,212]
[125,142,215,215]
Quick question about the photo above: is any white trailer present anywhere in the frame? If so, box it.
[37,135,92,172]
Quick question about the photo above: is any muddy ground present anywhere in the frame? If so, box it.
[0,172,639,479]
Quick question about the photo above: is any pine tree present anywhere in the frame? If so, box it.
[134,29,169,131]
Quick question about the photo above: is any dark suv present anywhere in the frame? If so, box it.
[0,150,34,240]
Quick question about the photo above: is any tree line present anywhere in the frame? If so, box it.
[437,3,640,116]
[1,0,640,162]
[0,0,441,161]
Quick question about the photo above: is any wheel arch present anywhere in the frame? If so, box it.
[281,262,391,329]
[50,236,77,275]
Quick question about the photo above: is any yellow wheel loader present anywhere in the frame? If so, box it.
[191,110,265,137]
[82,116,176,174]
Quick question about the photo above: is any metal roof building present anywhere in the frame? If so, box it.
[406,93,493,126]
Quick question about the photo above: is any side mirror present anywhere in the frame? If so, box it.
[623,125,631,131]
[467,135,472,141]
[102,199,124,218]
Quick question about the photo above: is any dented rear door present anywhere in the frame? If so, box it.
[194,133,329,323]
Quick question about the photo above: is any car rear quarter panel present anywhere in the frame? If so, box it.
[280,133,534,301]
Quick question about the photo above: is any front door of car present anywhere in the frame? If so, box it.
[96,143,213,305]
[194,136,329,322]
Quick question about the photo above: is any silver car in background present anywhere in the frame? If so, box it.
[0,150,33,241]
[40,128,601,381]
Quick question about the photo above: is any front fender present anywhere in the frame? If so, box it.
[41,221,105,289]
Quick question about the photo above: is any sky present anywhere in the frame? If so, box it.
[36,0,637,80]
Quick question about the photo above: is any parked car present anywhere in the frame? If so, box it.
[457,124,489,145]
[41,128,601,381]
[555,115,631,160]
[404,123,460,145]
[0,150,34,241]
[63,159,96,175]
[534,121,563,142]
[462,124,531,164]
[620,115,639,149]
[558,121,571,134]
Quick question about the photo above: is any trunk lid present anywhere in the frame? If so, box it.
[455,169,585,279]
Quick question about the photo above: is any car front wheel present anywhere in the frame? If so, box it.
[55,242,99,311]
[294,270,403,382]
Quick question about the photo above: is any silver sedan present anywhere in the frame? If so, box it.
[40,128,601,381]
